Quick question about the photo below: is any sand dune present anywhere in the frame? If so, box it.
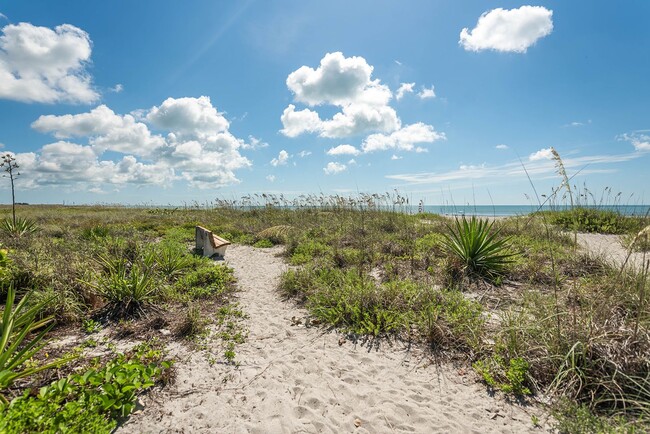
[119,245,547,433]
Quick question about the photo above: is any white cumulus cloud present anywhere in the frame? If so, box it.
[529,147,554,161]
[460,6,553,53]
[146,96,229,137]
[323,161,347,175]
[0,22,99,103]
[280,52,445,155]
[281,52,399,139]
[280,104,323,138]
[496,144,509,150]
[286,51,388,106]
[362,123,445,153]
[17,96,252,189]
[418,86,435,99]
[270,150,290,166]
[32,105,165,157]
[326,144,360,156]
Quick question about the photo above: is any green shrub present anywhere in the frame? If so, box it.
[547,208,638,234]
[442,216,516,281]
[153,242,194,280]
[176,303,208,338]
[253,239,274,248]
[417,289,485,351]
[80,225,110,240]
[0,218,38,237]
[174,263,235,300]
[473,356,532,396]
[281,266,486,345]
[85,263,157,318]
[289,240,331,265]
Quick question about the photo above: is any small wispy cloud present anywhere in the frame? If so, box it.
[266,175,276,182]
[387,150,642,186]
[396,82,415,100]
[618,131,650,151]
[418,86,435,99]
[391,154,402,160]
[110,83,124,93]
[241,136,269,150]
[564,119,592,127]
[495,144,509,150]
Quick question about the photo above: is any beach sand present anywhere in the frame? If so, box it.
[576,232,647,271]
[118,245,547,434]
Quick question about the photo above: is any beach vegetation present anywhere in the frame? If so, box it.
[0,186,648,429]
[441,216,516,282]
[0,340,172,433]
[1,217,39,238]
[0,286,64,403]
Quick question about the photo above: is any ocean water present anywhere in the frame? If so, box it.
[421,204,650,217]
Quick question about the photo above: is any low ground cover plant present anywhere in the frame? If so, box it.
[0,340,172,433]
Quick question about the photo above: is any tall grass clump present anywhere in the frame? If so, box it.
[84,240,158,318]
[506,147,650,428]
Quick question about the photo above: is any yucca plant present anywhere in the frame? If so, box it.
[85,264,157,318]
[0,285,65,404]
[442,216,515,281]
[154,243,193,280]
[0,218,38,237]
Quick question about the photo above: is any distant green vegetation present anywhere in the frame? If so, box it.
[544,207,646,234]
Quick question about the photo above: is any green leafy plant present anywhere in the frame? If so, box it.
[0,341,172,433]
[85,263,157,318]
[154,242,194,280]
[253,238,274,248]
[473,356,532,396]
[0,285,67,403]
[174,263,235,300]
[442,216,516,281]
[82,319,102,334]
[1,217,39,237]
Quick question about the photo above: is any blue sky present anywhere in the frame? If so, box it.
[0,0,648,206]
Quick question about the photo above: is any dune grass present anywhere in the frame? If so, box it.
[0,189,648,431]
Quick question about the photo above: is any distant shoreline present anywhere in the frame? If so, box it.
[1,203,649,218]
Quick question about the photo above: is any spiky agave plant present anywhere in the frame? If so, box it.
[0,218,38,237]
[0,286,68,404]
[442,216,516,282]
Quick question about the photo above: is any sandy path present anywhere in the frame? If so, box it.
[576,233,648,271]
[119,245,546,433]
